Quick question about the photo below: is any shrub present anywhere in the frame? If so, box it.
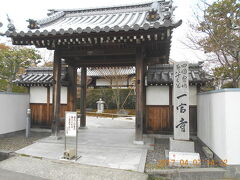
[77,88,136,110]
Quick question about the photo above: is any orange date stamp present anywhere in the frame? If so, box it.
[156,159,228,168]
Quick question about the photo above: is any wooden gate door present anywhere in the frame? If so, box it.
[145,105,173,134]
[145,105,197,134]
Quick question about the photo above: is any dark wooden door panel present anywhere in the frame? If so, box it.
[30,103,69,128]
[146,105,197,134]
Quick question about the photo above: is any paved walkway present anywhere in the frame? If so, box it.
[16,116,153,172]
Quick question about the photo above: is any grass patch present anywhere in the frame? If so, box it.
[19,154,30,157]
[32,156,43,160]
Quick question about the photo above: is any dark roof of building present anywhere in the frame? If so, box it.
[6,0,181,38]
[147,63,212,86]
[14,67,68,87]
[14,63,211,87]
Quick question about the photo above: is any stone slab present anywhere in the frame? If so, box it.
[169,151,201,167]
[169,137,194,153]
[15,116,152,173]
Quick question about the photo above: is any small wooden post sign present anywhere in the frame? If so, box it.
[65,112,77,137]
[64,111,79,160]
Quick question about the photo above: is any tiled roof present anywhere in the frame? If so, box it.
[6,0,181,38]
[147,63,212,85]
[14,67,68,87]
[14,63,211,87]
[87,67,135,77]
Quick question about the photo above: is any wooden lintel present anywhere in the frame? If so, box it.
[59,48,136,57]
[65,56,136,67]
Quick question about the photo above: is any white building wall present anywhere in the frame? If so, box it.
[96,79,110,86]
[30,87,47,103]
[0,93,29,135]
[112,79,128,86]
[171,86,197,105]
[189,86,197,105]
[197,89,240,165]
[50,87,68,104]
[146,86,169,105]
[30,86,68,104]
[146,85,197,106]
[96,78,129,87]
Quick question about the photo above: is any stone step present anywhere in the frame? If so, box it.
[147,167,228,180]
[202,146,214,159]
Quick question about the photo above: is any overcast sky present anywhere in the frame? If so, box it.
[0,0,208,63]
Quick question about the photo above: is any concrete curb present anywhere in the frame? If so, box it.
[146,167,230,180]
[138,149,148,172]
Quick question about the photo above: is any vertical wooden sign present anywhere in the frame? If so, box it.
[173,62,189,140]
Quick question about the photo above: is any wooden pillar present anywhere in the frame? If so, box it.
[135,47,145,141]
[169,85,173,130]
[67,66,77,111]
[80,67,87,127]
[169,85,173,106]
[47,86,50,125]
[51,51,61,136]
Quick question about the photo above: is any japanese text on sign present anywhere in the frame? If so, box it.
[65,112,77,137]
[173,62,189,140]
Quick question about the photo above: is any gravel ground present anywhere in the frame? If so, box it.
[145,137,220,171]
[0,131,50,152]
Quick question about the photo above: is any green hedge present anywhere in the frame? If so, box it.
[77,88,136,110]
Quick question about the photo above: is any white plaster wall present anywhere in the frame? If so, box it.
[112,79,128,86]
[30,87,47,103]
[30,86,67,104]
[189,86,197,105]
[96,79,110,86]
[96,78,129,87]
[50,87,68,104]
[197,89,240,165]
[225,91,240,164]
[0,93,29,135]
[146,86,169,105]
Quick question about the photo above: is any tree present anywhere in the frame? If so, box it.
[213,62,240,87]
[0,45,41,92]
[186,0,240,87]
[89,67,135,111]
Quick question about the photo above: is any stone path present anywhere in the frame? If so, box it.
[15,117,153,172]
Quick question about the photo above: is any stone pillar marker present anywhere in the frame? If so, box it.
[173,62,189,140]
[168,61,200,167]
